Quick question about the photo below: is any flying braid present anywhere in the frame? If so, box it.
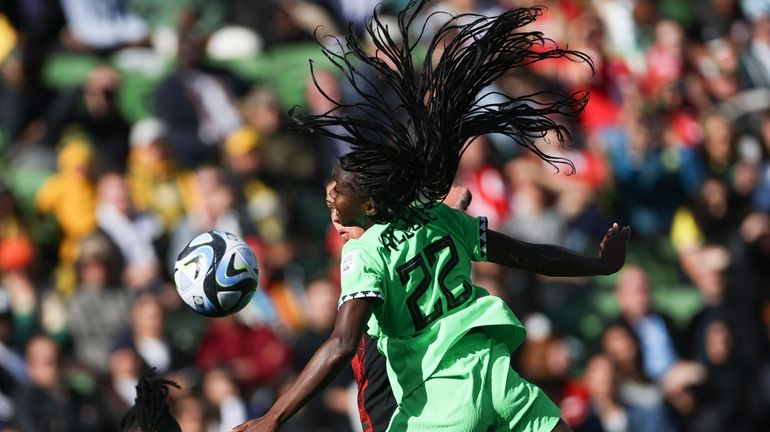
[292,1,593,247]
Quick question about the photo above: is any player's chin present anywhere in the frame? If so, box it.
[339,231,352,242]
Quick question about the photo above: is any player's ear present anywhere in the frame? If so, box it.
[363,200,377,217]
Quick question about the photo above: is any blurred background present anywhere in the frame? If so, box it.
[0,0,769,431]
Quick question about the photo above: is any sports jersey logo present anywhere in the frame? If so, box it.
[341,250,359,275]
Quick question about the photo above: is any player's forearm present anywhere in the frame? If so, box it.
[487,230,611,276]
[266,336,358,425]
[492,242,607,276]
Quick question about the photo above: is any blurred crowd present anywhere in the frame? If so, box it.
[0,0,769,431]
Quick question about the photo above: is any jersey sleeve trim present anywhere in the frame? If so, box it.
[479,216,488,259]
[337,291,384,310]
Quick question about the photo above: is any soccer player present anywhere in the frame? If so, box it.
[236,171,627,432]
[234,2,629,431]
[328,179,473,432]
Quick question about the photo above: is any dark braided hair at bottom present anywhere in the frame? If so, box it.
[118,368,181,432]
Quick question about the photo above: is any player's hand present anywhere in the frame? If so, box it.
[444,185,472,211]
[232,416,278,432]
[598,223,630,274]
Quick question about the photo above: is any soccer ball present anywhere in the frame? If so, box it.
[174,231,259,317]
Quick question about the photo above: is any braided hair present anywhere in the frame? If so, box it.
[118,369,181,432]
[293,1,592,247]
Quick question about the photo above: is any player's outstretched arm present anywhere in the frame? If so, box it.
[487,223,630,277]
[232,299,374,432]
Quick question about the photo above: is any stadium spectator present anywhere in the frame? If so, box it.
[195,314,292,404]
[0,271,36,351]
[739,12,770,89]
[43,66,130,173]
[0,0,64,142]
[171,394,208,432]
[13,335,113,432]
[737,211,770,292]
[688,0,747,44]
[95,172,162,290]
[153,29,241,168]
[222,126,286,245]
[612,264,713,427]
[566,9,631,135]
[684,315,758,432]
[605,115,687,238]
[583,353,628,432]
[202,367,249,432]
[749,110,770,211]
[58,0,148,52]
[503,157,568,247]
[614,264,681,380]
[66,232,131,375]
[642,19,686,97]
[315,0,383,34]
[125,117,197,235]
[0,184,34,275]
[684,115,737,193]
[0,289,26,427]
[518,332,596,431]
[222,0,324,49]
[100,345,144,427]
[693,37,742,102]
[128,0,225,40]
[34,138,97,294]
[598,321,679,432]
[117,292,180,375]
[240,86,317,187]
[670,177,742,290]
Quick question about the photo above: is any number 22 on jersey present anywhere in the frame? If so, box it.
[397,235,473,331]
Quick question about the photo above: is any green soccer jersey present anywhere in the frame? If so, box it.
[339,203,526,402]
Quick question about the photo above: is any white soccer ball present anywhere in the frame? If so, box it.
[174,231,259,317]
